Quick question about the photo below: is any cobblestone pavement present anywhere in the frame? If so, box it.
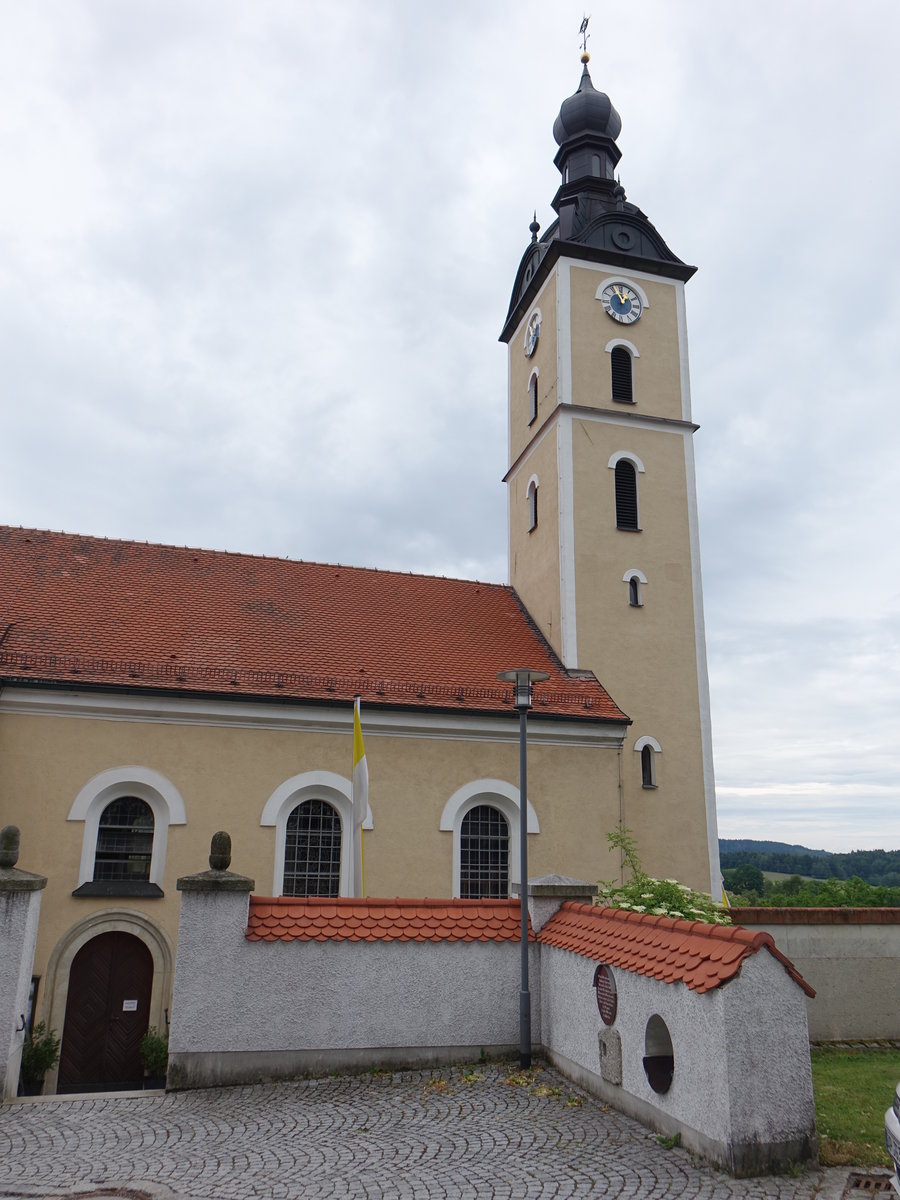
[0,1064,862,1200]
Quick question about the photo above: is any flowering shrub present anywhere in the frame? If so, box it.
[596,827,730,926]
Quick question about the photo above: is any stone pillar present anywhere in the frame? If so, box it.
[512,874,598,933]
[0,826,47,1100]
[168,832,254,1090]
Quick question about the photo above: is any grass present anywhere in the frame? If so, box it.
[811,1045,899,1167]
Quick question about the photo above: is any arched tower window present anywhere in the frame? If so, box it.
[459,804,509,899]
[615,460,639,530]
[610,346,633,403]
[527,477,538,531]
[283,798,342,897]
[528,371,539,424]
[635,736,662,789]
[629,576,641,606]
[93,797,154,882]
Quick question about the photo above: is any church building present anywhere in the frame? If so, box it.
[0,52,720,1094]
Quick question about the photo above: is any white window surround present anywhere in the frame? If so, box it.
[528,368,539,423]
[607,450,646,473]
[624,568,648,606]
[260,770,373,897]
[526,473,539,531]
[634,736,662,754]
[439,779,539,899]
[635,736,662,789]
[594,277,651,309]
[68,766,186,888]
[604,338,640,358]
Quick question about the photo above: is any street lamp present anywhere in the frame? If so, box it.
[497,667,549,1069]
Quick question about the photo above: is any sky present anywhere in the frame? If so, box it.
[1,1,898,854]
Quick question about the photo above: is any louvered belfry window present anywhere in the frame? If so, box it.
[615,460,639,530]
[610,346,633,403]
[93,797,154,881]
[283,798,342,896]
[460,804,509,899]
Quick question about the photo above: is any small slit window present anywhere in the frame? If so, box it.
[527,479,538,531]
[641,745,655,788]
[615,460,639,530]
[283,798,342,897]
[629,576,641,607]
[93,797,154,882]
[528,372,539,424]
[460,804,509,899]
[610,346,633,403]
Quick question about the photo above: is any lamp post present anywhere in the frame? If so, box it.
[497,667,549,1069]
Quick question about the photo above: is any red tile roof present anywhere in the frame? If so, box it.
[245,896,534,943]
[0,526,626,720]
[538,902,815,996]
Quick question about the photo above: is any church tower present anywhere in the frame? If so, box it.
[500,52,720,894]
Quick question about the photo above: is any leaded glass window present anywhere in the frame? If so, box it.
[283,798,342,897]
[93,797,154,882]
[460,804,509,899]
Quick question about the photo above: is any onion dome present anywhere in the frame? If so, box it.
[553,57,622,148]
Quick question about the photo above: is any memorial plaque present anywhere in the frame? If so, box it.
[593,963,617,1025]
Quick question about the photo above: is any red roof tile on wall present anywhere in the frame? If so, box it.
[246,896,534,943]
[538,903,814,996]
[0,526,625,720]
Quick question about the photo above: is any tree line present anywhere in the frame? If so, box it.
[719,842,900,888]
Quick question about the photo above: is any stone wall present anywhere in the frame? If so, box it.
[731,908,900,1042]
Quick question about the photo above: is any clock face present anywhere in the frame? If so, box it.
[600,283,643,324]
[524,311,541,357]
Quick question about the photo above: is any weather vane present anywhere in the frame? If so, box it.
[580,15,591,58]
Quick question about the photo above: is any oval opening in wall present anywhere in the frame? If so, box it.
[643,1014,674,1094]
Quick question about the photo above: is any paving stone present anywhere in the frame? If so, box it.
[0,1064,856,1200]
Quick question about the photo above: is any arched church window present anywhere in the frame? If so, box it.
[629,576,641,607]
[611,346,634,403]
[459,804,509,899]
[528,371,539,424]
[527,479,538,531]
[93,797,154,882]
[615,460,640,530]
[641,744,655,788]
[283,798,342,897]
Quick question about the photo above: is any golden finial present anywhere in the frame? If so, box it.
[580,15,591,62]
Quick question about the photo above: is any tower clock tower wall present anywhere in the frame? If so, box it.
[501,55,721,897]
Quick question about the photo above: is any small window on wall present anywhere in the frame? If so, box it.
[635,736,661,789]
[460,804,509,899]
[610,346,633,403]
[528,372,539,424]
[614,460,639,530]
[527,478,538,531]
[624,569,646,607]
[93,797,154,882]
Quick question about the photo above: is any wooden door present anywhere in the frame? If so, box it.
[57,931,153,1093]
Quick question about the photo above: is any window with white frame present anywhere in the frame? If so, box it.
[68,766,186,897]
[624,568,647,607]
[635,736,661,789]
[439,779,539,899]
[608,452,644,532]
[261,770,372,897]
[527,476,539,531]
[528,370,539,424]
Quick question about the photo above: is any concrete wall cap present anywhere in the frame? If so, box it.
[513,875,598,898]
[177,869,255,893]
[0,866,47,893]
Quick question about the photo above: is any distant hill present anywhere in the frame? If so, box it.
[719,839,900,888]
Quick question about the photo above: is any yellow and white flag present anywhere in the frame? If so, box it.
[351,697,368,895]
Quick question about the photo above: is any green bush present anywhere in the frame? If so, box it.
[597,827,730,925]
[20,1021,60,1090]
[138,1027,169,1077]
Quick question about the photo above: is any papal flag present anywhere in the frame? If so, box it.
[352,696,368,895]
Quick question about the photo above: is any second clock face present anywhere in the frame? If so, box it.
[600,283,643,324]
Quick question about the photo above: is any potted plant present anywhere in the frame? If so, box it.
[139,1026,168,1089]
[19,1022,60,1096]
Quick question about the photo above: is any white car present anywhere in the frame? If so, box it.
[886,1082,900,1196]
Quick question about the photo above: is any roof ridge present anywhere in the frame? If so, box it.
[0,525,507,590]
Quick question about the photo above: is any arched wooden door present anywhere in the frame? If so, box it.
[57,931,153,1093]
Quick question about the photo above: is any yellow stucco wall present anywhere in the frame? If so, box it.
[508,274,557,464]
[507,429,562,659]
[0,702,624,1024]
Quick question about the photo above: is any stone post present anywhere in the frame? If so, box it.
[168,832,254,1090]
[0,826,48,1100]
[512,874,598,933]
